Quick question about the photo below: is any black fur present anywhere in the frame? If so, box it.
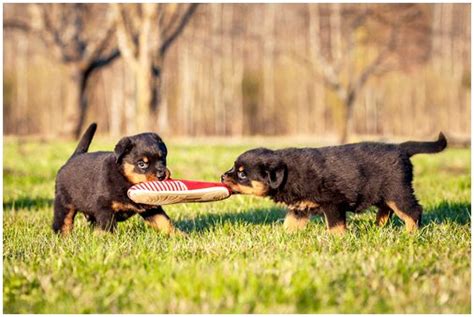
[222,133,447,232]
[53,123,173,234]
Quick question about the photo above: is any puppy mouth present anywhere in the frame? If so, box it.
[221,179,242,194]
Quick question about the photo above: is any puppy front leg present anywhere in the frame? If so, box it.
[323,206,346,234]
[96,211,117,232]
[376,204,393,227]
[283,208,310,232]
[140,207,180,235]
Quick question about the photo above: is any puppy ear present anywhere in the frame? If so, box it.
[265,162,286,189]
[152,133,163,143]
[114,137,132,163]
[152,133,167,154]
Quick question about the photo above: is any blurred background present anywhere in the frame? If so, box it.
[3,3,471,144]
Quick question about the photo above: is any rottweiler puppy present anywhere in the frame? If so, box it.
[222,133,447,234]
[53,123,177,235]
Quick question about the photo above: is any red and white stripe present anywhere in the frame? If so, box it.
[132,180,188,192]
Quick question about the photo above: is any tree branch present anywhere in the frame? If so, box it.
[347,23,399,104]
[3,18,32,31]
[159,3,199,57]
[82,8,117,68]
[112,3,139,70]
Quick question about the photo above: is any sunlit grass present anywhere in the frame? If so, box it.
[3,138,470,313]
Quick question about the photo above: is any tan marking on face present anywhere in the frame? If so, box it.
[238,166,244,172]
[142,157,149,163]
[327,223,346,235]
[111,201,144,213]
[144,214,176,235]
[289,200,319,211]
[61,206,76,235]
[165,168,172,180]
[283,212,310,232]
[123,162,147,184]
[228,180,269,196]
[376,207,393,227]
[386,201,418,232]
[145,173,159,182]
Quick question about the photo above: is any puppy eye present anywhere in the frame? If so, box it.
[237,171,247,179]
[137,160,149,169]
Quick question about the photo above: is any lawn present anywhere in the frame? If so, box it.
[3,137,471,313]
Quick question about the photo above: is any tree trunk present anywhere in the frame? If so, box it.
[135,64,153,131]
[73,68,93,139]
[156,70,170,134]
[62,66,86,138]
[339,97,355,144]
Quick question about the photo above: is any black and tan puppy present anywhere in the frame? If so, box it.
[222,133,447,233]
[53,123,176,235]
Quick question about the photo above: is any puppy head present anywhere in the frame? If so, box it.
[114,132,171,184]
[221,148,286,196]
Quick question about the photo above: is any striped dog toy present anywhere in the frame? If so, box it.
[127,179,232,206]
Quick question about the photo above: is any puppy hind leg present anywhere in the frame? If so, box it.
[386,195,422,233]
[376,204,393,227]
[52,198,76,235]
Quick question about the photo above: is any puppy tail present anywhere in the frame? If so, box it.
[400,132,447,157]
[72,123,97,157]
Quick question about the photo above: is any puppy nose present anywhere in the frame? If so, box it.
[157,169,167,181]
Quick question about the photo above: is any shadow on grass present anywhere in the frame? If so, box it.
[422,201,471,226]
[178,200,470,233]
[3,197,53,211]
[177,207,288,232]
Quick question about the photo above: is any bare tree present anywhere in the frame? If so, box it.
[298,4,424,143]
[112,3,199,131]
[4,4,119,138]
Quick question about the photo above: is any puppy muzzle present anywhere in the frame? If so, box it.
[157,168,171,181]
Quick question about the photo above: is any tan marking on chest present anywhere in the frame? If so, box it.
[111,201,144,213]
[288,200,319,211]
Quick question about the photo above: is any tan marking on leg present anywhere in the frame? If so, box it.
[376,207,392,227]
[123,162,147,184]
[386,201,418,232]
[283,212,310,232]
[111,201,144,213]
[144,214,177,235]
[165,168,171,180]
[323,213,347,235]
[327,223,346,235]
[61,206,76,235]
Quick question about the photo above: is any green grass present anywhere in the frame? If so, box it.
[3,137,471,313]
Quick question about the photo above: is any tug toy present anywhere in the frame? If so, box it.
[127,179,231,206]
